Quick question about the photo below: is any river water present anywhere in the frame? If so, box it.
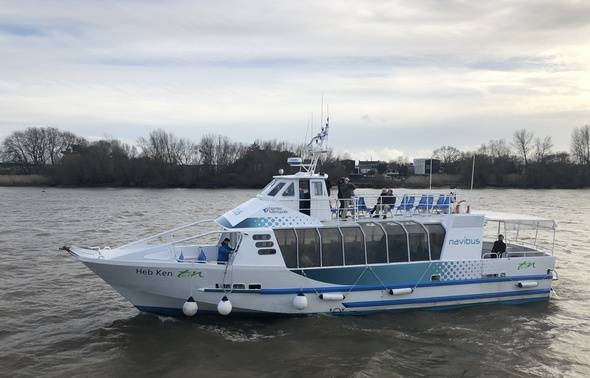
[0,187,589,377]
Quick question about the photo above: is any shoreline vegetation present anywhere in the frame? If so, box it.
[1,126,590,189]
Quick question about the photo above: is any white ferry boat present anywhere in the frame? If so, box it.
[66,122,558,317]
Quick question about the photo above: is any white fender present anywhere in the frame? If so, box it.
[516,281,538,288]
[217,296,232,315]
[389,288,413,296]
[319,293,345,301]
[293,293,308,310]
[182,296,198,316]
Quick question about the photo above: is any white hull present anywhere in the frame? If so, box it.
[79,253,555,316]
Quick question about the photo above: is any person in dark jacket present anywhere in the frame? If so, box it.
[217,238,234,264]
[337,178,346,217]
[491,234,506,257]
[370,189,388,217]
[340,177,356,218]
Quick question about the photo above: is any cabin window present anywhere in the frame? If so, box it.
[312,181,324,196]
[274,229,298,268]
[383,222,409,262]
[319,228,343,266]
[268,182,286,196]
[261,179,276,194]
[255,241,273,248]
[248,284,261,290]
[258,249,276,255]
[233,284,245,289]
[341,226,365,265]
[402,221,430,261]
[361,222,387,264]
[296,228,320,268]
[425,224,445,260]
[282,182,295,197]
[253,234,271,240]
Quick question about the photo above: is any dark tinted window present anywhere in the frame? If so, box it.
[274,229,297,268]
[425,224,445,260]
[255,241,273,248]
[268,182,285,196]
[361,222,387,264]
[296,228,320,268]
[402,221,430,261]
[319,228,343,266]
[282,182,295,197]
[341,226,365,265]
[383,222,408,262]
[253,234,271,240]
[258,249,276,255]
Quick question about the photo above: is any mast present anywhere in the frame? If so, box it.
[287,111,330,174]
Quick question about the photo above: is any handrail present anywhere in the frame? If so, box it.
[328,191,461,222]
[118,219,217,249]
[138,230,242,255]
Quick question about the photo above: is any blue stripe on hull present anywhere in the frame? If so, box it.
[342,289,551,308]
[290,261,553,286]
[256,275,551,295]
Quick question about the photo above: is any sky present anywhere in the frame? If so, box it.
[1,0,589,160]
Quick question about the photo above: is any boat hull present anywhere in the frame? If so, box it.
[79,254,556,317]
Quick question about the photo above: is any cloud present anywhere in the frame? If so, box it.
[0,0,589,155]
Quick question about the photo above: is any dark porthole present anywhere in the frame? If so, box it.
[258,249,276,255]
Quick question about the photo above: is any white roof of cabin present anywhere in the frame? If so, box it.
[471,210,557,230]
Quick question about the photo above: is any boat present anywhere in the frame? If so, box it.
[65,120,558,317]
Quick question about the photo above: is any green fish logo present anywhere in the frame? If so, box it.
[517,261,536,270]
[177,270,203,278]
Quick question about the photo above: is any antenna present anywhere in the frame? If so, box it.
[320,95,324,137]
[429,157,433,190]
[470,154,476,191]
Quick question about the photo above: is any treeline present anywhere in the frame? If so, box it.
[433,126,590,188]
[0,127,345,187]
[1,125,589,188]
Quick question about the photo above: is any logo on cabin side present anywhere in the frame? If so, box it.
[262,207,288,214]
[448,237,481,246]
[517,261,536,270]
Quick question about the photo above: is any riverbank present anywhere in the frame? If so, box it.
[2,173,588,189]
[0,174,53,186]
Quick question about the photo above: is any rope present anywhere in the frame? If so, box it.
[299,269,321,297]
[367,265,389,293]
[344,266,370,296]
[412,260,435,292]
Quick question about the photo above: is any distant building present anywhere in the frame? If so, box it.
[357,160,381,175]
[413,158,440,175]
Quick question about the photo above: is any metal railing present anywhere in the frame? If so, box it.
[118,219,217,249]
[327,192,463,222]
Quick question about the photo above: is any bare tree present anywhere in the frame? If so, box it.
[512,129,534,167]
[138,129,196,165]
[2,131,31,172]
[571,125,590,165]
[198,134,216,166]
[432,145,462,165]
[1,127,86,172]
[534,136,553,163]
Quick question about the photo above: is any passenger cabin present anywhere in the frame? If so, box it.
[257,172,332,221]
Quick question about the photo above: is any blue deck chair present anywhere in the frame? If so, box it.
[415,194,434,213]
[356,196,370,215]
[395,195,415,214]
[433,194,451,213]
